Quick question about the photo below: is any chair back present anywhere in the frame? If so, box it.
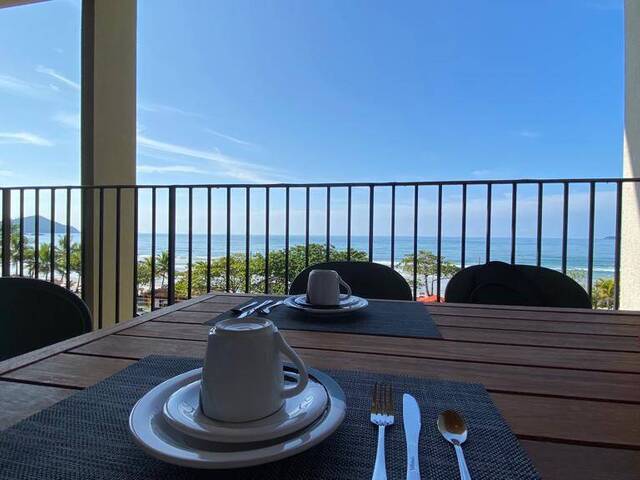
[0,278,92,361]
[444,261,591,309]
[289,261,413,301]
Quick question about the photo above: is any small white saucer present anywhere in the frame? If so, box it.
[293,294,359,308]
[162,373,328,443]
[285,294,368,315]
[129,368,346,469]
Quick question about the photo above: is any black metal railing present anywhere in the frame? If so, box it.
[0,177,635,327]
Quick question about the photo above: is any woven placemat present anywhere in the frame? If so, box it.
[205,297,442,339]
[0,356,539,479]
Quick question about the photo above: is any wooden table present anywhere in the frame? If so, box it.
[1,293,639,479]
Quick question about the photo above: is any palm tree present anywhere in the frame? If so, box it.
[137,251,170,290]
[55,235,82,289]
[156,251,170,288]
[27,243,52,280]
[9,224,33,273]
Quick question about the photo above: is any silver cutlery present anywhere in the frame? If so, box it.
[438,410,472,480]
[259,300,285,315]
[237,300,273,319]
[402,394,421,480]
[230,300,259,314]
[370,383,394,480]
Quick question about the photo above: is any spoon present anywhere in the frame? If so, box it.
[260,300,285,314]
[437,410,472,480]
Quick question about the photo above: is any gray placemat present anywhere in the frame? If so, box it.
[0,356,539,480]
[205,297,442,339]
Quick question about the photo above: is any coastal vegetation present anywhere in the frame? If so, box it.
[0,224,617,310]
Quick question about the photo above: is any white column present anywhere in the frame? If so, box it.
[81,0,137,327]
[620,0,640,309]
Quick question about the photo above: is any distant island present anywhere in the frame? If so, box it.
[603,236,617,240]
[12,215,79,234]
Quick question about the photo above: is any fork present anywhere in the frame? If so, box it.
[370,383,395,480]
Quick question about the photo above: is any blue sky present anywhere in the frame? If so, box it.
[0,0,625,236]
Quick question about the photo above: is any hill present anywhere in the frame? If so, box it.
[11,216,80,234]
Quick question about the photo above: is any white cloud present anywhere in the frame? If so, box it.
[518,129,541,138]
[138,102,203,118]
[0,74,51,98]
[35,65,80,91]
[204,128,256,148]
[0,170,14,177]
[137,164,206,174]
[0,132,53,147]
[137,134,283,183]
[472,169,492,177]
[53,111,80,129]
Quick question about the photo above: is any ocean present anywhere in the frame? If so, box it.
[28,233,616,281]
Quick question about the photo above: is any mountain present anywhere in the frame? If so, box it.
[12,216,80,234]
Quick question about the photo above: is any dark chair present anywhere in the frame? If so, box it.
[0,278,92,361]
[444,261,591,309]
[289,261,413,301]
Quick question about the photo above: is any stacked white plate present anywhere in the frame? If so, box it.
[284,294,368,315]
[128,368,346,469]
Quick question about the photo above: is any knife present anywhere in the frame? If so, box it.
[230,300,259,314]
[237,300,273,319]
[402,393,421,480]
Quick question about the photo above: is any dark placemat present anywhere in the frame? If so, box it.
[0,355,539,480]
[205,297,442,339]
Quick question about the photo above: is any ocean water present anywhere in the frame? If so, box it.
[27,233,615,280]
[135,234,615,280]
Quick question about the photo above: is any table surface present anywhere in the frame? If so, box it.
[1,293,639,480]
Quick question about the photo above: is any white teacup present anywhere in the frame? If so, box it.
[200,317,309,423]
[306,269,352,306]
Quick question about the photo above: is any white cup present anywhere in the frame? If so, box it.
[200,317,309,423]
[306,269,352,306]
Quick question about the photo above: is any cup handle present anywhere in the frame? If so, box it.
[339,278,352,299]
[276,331,309,399]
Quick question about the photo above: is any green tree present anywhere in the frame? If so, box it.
[592,278,615,310]
[26,243,53,280]
[174,243,368,298]
[9,224,33,273]
[55,235,82,290]
[567,269,587,289]
[137,250,172,290]
[156,251,170,288]
[397,250,460,296]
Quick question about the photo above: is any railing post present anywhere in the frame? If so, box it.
[167,186,176,305]
[2,189,10,277]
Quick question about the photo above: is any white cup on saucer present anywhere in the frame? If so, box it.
[306,269,352,306]
[200,317,309,423]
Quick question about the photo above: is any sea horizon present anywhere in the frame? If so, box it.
[23,232,615,280]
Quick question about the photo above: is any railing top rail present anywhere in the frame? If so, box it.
[1,177,639,190]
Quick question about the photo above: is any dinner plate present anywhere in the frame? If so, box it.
[129,367,346,469]
[293,294,359,309]
[285,294,368,315]
[162,373,328,443]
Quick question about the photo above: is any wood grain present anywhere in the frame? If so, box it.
[521,440,640,480]
[2,354,134,388]
[429,304,640,326]
[69,334,640,403]
[1,292,639,480]
[118,321,640,373]
[433,313,640,336]
[438,326,640,351]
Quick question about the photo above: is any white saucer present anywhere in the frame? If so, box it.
[293,294,359,308]
[129,367,346,469]
[162,373,328,443]
[285,294,368,315]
